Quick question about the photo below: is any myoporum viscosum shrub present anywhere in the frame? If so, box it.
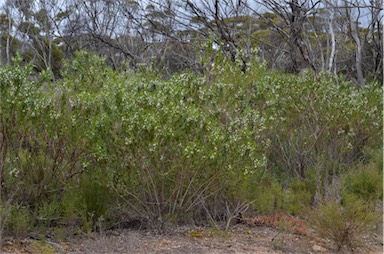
[0,51,381,237]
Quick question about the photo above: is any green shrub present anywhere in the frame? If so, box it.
[59,186,86,233]
[285,178,315,215]
[91,70,269,224]
[0,51,381,235]
[308,199,379,251]
[81,174,112,227]
[35,199,62,228]
[252,180,285,214]
[60,187,84,219]
[344,169,382,201]
[256,72,382,181]
[342,156,383,207]
[5,205,32,237]
[0,56,86,210]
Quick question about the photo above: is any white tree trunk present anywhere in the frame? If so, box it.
[328,8,336,73]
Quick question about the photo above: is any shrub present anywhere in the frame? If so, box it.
[0,51,381,236]
[256,72,382,181]
[342,150,383,204]
[285,178,315,215]
[253,212,308,235]
[308,199,379,251]
[252,180,285,214]
[35,199,62,228]
[4,205,32,238]
[0,56,86,209]
[81,174,112,228]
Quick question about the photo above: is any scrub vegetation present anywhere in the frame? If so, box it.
[0,50,382,252]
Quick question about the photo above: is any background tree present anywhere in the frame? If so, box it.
[0,0,381,84]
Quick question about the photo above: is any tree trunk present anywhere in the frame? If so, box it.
[328,8,336,73]
[345,1,365,87]
[6,11,11,65]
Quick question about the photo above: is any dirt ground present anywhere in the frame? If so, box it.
[1,224,383,254]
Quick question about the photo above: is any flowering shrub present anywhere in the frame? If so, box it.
[0,51,381,236]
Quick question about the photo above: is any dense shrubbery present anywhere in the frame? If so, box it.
[0,52,382,246]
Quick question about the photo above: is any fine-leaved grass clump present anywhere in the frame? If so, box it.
[308,199,379,251]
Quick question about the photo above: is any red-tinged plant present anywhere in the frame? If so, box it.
[252,212,308,235]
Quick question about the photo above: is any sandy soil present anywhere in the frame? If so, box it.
[1,224,382,254]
